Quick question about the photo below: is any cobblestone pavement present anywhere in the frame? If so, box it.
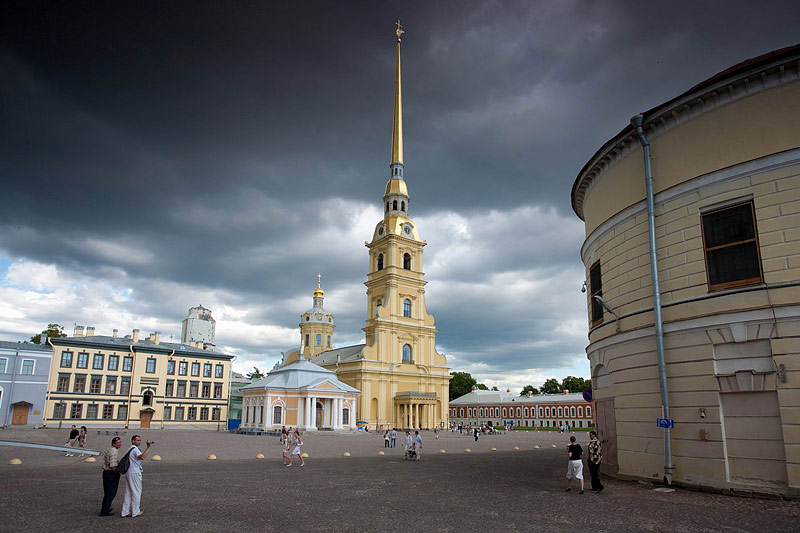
[1,428,798,532]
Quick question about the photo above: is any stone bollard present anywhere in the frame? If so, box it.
[84,457,97,463]
[533,445,540,449]
[551,444,558,448]
[513,446,520,450]
[378,451,385,456]
[439,449,446,454]
[208,454,217,460]
[151,455,162,461]
[256,454,265,459]
[301,452,309,458]
[9,458,22,465]
[464,448,471,453]
[342,452,351,457]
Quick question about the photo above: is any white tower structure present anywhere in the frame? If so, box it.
[181,304,216,345]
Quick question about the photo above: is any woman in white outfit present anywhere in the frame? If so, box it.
[287,429,305,467]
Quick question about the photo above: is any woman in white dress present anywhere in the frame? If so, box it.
[287,429,305,467]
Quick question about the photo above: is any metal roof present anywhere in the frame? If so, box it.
[0,341,52,352]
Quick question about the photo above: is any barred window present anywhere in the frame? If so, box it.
[273,405,282,424]
[53,403,66,419]
[73,375,85,393]
[71,403,83,419]
[701,201,762,290]
[102,405,114,419]
[200,407,209,421]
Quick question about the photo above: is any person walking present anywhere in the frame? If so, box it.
[77,426,88,457]
[282,428,291,465]
[473,427,479,442]
[287,430,304,467]
[99,437,122,516]
[121,435,152,518]
[565,435,584,494]
[587,431,604,493]
[390,428,397,448]
[403,430,413,460]
[64,425,79,456]
[384,430,390,448]
[414,431,422,461]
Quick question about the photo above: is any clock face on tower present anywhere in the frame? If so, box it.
[378,226,384,236]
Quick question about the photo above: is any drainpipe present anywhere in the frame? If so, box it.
[631,114,674,485]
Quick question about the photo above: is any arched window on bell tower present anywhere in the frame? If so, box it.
[401,201,405,211]
[403,253,411,270]
[393,200,398,210]
[403,299,411,317]
[377,254,384,270]
[402,344,412,363]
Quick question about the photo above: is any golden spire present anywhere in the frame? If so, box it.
[391,20,404,165]
[313,273,324,297]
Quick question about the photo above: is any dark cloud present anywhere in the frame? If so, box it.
[1,1,798,385]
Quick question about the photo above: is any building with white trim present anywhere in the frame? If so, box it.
[449,389,592,429]
[0,340,52,427]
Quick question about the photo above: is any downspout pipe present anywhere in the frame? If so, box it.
[631,114,674,485]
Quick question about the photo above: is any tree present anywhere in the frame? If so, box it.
[30,323,67,344]
[449,371,477,400]
[540,378,562,394]
[476,383,489,390]
[561,376,591,393]
[246,367,265,381]
[491,386,499,391]
[520,385,540,396]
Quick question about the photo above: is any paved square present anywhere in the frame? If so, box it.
[1,429,797,531]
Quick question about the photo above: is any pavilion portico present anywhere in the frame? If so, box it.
[394,392,438,429]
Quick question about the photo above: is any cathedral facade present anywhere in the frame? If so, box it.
[283,24,451,430]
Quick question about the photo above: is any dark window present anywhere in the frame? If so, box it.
[403,253,411,270]
[212,408,221,421]
[305,334,309,346]
[165,381,174,397]
[190,383,199,397]
[202,383,211,398]
[214,383,223,398]
[146,358,156,373]
[120,377,131,395]
[53,403,66,419]
[386,202,389,212]
[203,363,212,377]
[188,407,197,420]
[90,377,102,393]
[590,261,603,325]
[117,405,128,420]
[143,391,153,406]
[71,403,83,419]
[403,299,411,317]
[73,375,86,393]
[167,360,175,375]
[102,405,114,419]
[273,405,282,423]
[200,407,209,421]
[163,406,172,420]
[122,356,133,372]
[401,201,405,211]
[105,377,117,394]
[60,351,73,368]
[87,404,98,419]
[77,352,89,369]
[393,200,397,210]
[59,374,71,392]
[377,254,384,270]
[342,408,349,425]
[177,382,186,397]
[108,355,119,371]
[701,201,763,290]
[92,354,104,370]
[327,335,331,347]
[215,364,223,378]
[178,361,187,375]
[174,407,184,420]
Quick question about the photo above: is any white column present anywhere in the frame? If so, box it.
[304,396,311,428]
[266,397,272,427]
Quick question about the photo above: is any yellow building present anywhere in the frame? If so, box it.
[44,326,234,429]
[572,44,800,496]
[283,24,451,430]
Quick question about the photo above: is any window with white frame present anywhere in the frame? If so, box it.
[343,407,350,425]
[21,359,34,375]
[570,406,576,417]
[273,405,282,424]
[0,358,7,374]
[578,406,583,417]
[587,406,591,417]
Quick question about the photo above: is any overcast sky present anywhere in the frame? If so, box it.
[2,1,798,390]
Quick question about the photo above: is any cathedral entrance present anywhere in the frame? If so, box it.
[316,401,324,429]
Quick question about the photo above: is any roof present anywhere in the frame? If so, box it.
[241,359,360,394]
[0,341,52,352]
[50,335,234,360]
[309,344,366,366]
[451,390,586,405]
[571,43,800,220]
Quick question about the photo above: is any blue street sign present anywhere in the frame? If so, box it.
[657,418,675,429]
[582,388,592,402]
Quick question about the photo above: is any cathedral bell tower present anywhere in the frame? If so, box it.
[299,274,335,359]
[364,22,438,368]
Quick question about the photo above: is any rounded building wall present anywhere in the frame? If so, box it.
[575,47,800,496]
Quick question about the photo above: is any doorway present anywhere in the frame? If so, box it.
[594,398,618,476]
[140,410,152,429]
[316,402,324,429]
[11,403,30,425]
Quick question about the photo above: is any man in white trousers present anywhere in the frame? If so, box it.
[121,435,152,518]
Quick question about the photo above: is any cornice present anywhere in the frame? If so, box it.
[572,45,800,220]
